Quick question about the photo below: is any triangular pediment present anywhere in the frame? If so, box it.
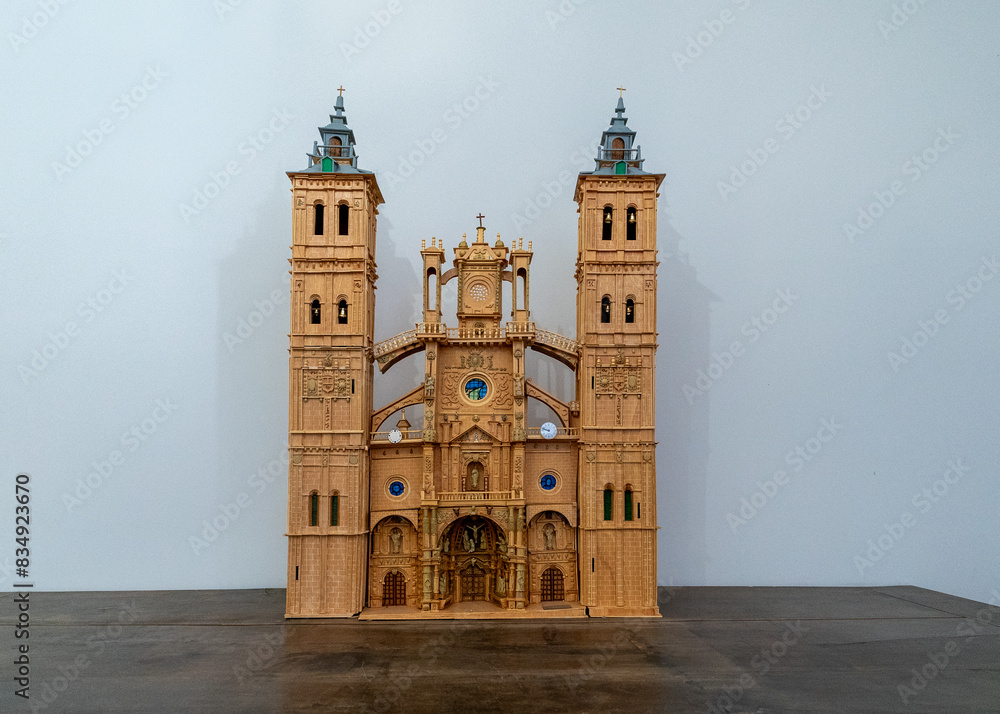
[451,425,498,444]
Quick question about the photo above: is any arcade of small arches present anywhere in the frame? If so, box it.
[367,509,577,611]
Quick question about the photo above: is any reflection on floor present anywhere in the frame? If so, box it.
[1,586,998,712]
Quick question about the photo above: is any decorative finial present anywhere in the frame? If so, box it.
[338,85,346,96]
[617,85,626,97]
[476,213,485,228]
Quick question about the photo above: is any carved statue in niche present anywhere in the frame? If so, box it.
[543,523,556,551]
[441,537,449,553]
[514,374,524,397]
[389,528,402,554]
[516,568,524,594]
[425,375,435,398]
[466,461,485,491]
[496,570,507,596]
[439,572,448,595]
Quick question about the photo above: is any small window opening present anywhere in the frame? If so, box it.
[603,488,613,521]
[309,493,318,526]
[310,299,321,325]
[602,207,613,240]
[627,207,637,240]
[601,296,611,324]
[314,204,324,235]
[338,204,349,236]
[338,299,348,324]
[625,488,634,521]
[330,494,339,526]
[625,298,635,324]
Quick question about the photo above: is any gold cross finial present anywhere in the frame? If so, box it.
[337,85,346,96]
[476,213,485,228]
[617,85,626,97]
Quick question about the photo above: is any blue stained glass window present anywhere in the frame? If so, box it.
[540,474,557,491]
[389,481,405,497]
[464,378,488,401]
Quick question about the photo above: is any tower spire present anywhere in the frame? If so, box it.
[583,92,646,175]
[298,86,372,174]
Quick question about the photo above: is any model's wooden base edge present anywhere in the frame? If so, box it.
[284,611,361,619]
[585,606,662,618]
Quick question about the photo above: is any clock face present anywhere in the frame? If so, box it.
[388,428,402,443]
[540,422,557,439]
[464,378,488,401]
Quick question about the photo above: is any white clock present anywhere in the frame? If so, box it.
[540,422,558,439]
[388,428,403,444]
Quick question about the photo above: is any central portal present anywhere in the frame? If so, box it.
[440,516,509,607]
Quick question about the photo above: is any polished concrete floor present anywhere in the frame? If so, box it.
[1,586,998,712]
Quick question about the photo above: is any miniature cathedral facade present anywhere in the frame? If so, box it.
[284,93,662,618]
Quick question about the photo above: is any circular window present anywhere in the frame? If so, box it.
[464,378,488,401]
[470,283,489,303]
[540,474,557,491]
[388,480,405,497]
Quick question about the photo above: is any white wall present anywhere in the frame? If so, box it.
[2,0,998,604]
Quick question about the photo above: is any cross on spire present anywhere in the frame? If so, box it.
[617,85,626,97]
[476,213,485,228]
[337,85,346,96]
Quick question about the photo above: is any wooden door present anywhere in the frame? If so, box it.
[460,565,486,601]
[541,567,564,601]
[383,571,406,606]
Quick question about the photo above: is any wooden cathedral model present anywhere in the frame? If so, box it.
[284,91,662,618]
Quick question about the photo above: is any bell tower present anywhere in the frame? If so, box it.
[575,93,663,617]
[285,89,383,617]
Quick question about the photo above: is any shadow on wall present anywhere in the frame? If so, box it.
[657,211,716,585]
[213,188,293,584]
[371,213,423,406]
